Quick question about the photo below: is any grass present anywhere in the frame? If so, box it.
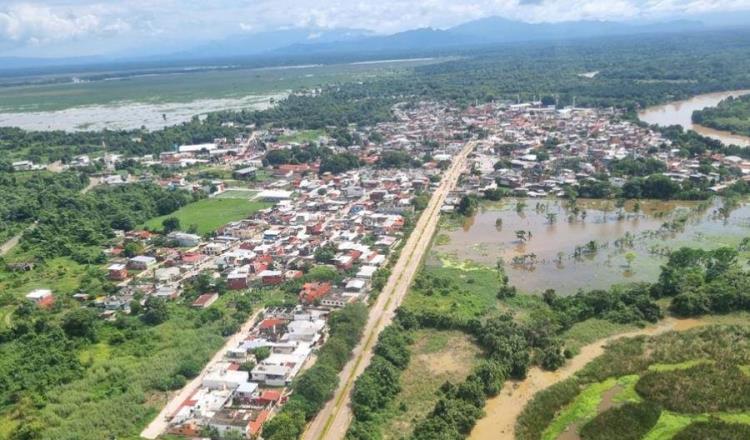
[144,198,269,234]
[642,411,699,440]
[647,359,713,372]
[541,378,619,440]
[278,129,326,144]
[214,189,258,199]
[380,329,482,439]
[402,263,502,322]
[562,319,641,354]
[0,257,90,298]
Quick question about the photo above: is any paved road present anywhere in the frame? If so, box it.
[302,141,476,440]
[140,307,264,439]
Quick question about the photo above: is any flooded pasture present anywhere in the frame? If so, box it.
[432,198,750,294]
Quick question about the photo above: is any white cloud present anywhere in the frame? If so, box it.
[1,0,749,55]
[0,3,132,46]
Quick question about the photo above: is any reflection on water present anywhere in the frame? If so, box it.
[434,199,750,294]
[638,90,750,147]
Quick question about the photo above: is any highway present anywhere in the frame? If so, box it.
[302,140,476,440]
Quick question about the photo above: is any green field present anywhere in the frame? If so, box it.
[0,59,442,113]
[278,129,327,144]
[144,198,269,234]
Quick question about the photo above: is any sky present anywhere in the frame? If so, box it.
[1,0,749,57]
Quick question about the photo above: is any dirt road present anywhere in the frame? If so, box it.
[468,317,709,440]
[302,141,476,440]
[140,308,264,439]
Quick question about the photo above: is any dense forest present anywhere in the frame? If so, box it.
[692,94,750,137]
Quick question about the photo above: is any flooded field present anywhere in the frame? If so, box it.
[0,93,285,132]
[432,198,750,294]
[638,89,750,147]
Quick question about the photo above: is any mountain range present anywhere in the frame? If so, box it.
[2,14,748,72]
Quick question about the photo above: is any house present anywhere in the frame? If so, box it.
[168,232,202,247]
[108,263,128,281]
[233,167,257,180]
[298,282,332,304]
[155,266,181,283]
[285,320,325,343]
[233,381,259,402]
[228,266,250,290]
[259,270,283,286]
[154,285,180,300]
[192,293,219,309]
[345,278,367,293]
[128,255,157,270]
[25,289,54,308]
[202,368,250,390]
[257,189,292,202]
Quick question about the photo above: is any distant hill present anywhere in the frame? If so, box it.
[166,27,374,60]
[272,17,705,56]
[0,15,728,74]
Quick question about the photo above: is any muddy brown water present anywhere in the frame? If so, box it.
[435,199,750,294]
[638,89,750,147]
[468,318,708,440]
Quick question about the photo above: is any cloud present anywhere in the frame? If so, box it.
[0,3,130,46]
[1,0,749,56]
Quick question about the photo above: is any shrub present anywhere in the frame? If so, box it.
[673,419,750,440]
[580,401,661,440]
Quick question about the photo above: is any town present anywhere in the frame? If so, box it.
[13,100,750,440]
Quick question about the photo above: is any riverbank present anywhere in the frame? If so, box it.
[469,316,720,440]
[638,89,750,147]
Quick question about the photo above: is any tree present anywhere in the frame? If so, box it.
[122,241,144,258]
[253,346,271,361]
[625,252,636,269]
[62,308,98,341]
[546,213,557,224]
[457,196,478,216]
[141,297,169,325]
[515,230,528,242]
[161,216,181,233]
[314,244,337,263]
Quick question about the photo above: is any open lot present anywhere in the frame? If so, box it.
[144,198,269,234]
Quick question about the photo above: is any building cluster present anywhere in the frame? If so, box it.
[449,102,748,203]
[167,307,326,438]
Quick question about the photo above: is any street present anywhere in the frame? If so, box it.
[301,140,476,440]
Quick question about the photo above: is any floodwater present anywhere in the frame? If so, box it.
[434,199,750,294]
[638,90,750,147]
[0,92,286,132]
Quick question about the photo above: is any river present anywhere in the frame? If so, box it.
[638,90,750,147]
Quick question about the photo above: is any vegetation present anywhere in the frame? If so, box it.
[144,197,269,235]
[0,171,197,263]
[579,401,661,440]
[693,94,750,137]
[517,325,750,440]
